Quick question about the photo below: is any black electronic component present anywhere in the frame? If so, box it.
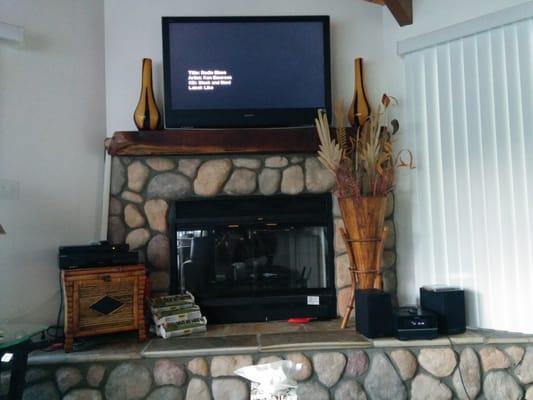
[420,286,466,335]
[58,242,138,270]
[393,307,438,340]
[355,289,393,338]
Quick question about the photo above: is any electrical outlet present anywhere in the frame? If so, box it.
[0,179,19,200]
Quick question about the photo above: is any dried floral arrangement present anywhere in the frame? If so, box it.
[315,94,413,198]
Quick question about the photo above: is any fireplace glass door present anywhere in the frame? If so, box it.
[177,223,328,297]
[169,194,336,323]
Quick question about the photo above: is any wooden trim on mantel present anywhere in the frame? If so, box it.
[105,127,321,156]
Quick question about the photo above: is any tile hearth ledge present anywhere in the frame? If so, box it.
[27,320,533,365]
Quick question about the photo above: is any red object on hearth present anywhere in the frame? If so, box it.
[288,317,315,324]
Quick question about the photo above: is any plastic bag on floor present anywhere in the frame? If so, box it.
[234,360,302,400]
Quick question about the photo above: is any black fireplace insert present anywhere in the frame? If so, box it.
[168,193,336,323]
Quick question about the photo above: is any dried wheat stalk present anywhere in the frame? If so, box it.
[315,110,344,174]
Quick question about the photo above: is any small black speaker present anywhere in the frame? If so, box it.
[355,289,393,338]
[420,286,466,334]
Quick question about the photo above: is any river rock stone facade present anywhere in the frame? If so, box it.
[108,155,398,314]
[23,345,533,399]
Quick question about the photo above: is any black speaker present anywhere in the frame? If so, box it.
[420,286,466,334]
[355,289,393,338]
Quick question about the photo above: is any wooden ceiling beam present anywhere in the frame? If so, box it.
[384,0,412,26]
[363,0,412,26]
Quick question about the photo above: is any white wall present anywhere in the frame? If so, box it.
[0,0,106,324]
[104,0,385,135]
[385,0,531,310]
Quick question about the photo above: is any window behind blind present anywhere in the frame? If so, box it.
[404,14,533,332]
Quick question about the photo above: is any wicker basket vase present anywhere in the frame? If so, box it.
[338,196,388,328]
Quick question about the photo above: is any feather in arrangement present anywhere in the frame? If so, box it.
[315,94,413,197]
[315,109,344,174]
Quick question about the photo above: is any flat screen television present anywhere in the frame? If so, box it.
[162,16,331,128]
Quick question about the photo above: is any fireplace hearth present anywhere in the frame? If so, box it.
[169,194,336,323]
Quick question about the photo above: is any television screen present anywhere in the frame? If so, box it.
[162,16,330,128]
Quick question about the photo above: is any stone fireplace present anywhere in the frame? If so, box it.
[107,154,397,318]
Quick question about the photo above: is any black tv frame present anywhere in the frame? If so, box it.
[162,15,331,129]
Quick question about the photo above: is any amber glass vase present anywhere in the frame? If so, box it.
[348,58,371,130]
[134,58,161,130]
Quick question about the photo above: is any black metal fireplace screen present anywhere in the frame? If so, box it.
[169,194,336,323]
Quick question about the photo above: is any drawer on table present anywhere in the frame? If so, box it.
[73,275,140,333]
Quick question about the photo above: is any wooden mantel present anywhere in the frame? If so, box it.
[363,0,413,26]
[105,127,320,156]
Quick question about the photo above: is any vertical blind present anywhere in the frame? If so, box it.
[404,17,533,332]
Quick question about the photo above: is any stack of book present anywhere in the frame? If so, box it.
[149,292,207,339]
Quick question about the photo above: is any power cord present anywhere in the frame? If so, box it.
[47,269,65,341]
[446,336,472,400]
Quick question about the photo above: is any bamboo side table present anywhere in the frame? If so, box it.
[61,265,146,352]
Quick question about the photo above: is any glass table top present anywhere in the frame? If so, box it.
[0,323,46,350]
